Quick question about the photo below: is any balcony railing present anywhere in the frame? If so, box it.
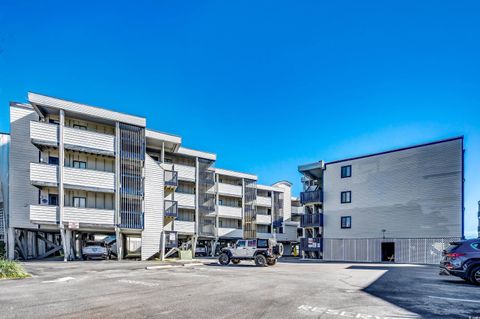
[164,200,178,218]
[164,170,178,189]
[217,183,242,197]
[300,213,324,228]
[217,205,242,218]
[272,217,283,228]
[256,196,272,207]
[29,205,114,227]
[300,237,322,252]
[256,214,272,225]
[120,212,144,229]
[300,190,323,205]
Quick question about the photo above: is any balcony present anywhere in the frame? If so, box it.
[30,163,115,193]
[291,206,304,216]
[164,170,178,190]
[120,212,144,229]
[30,121,115,156]
[256,214,272,225]
[217,183,242,197]
[300,213,324,228]
[217,205,242,219]
[218,228,243,238]
[300,237,322,252]
[300,190,323,205]
[30,205,114,227]
[175,193,195,208]
[174,164,196,181]
[257,232,273,239]
[164,200,178,218]
[174,221,195,234]
[256,196,272,207]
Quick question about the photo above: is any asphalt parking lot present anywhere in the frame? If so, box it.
[0,259,479,319]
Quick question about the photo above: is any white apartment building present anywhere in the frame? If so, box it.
[4,92,301,261]
[298,137,464,264]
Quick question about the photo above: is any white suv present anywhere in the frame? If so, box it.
[218,239,283,266]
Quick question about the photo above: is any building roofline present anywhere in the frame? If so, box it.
[215,168,257,180]
[28,92,147,127]
[177,146,217,161]
[325,136,464,165]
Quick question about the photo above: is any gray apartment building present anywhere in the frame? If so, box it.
[298,137,464,264]
[2,92,302,261]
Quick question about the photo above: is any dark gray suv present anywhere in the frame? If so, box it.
[440,238,480,285]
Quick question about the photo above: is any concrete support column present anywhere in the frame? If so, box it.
[7,227,14,260]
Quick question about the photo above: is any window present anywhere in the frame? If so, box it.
[218,199,223,206]
[48,194,58,206]
[73,160,87,169]
[472,243,480,250]
[257,239,268,248]
[341,216,352,229]
[248,240,256,247]
[48,156,59,165]
[237,240,246,248]
[341,165,352,178]
[73,197,86,208]
[341,191,351,203]
[49,119,59,124]
[237,220,242,229]
[73,124,87,130]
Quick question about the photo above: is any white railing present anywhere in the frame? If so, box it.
[30,163,114,192]
[64,126,115,155]
[64,206,114,226]
[174,164,196,181]
[30,205,58,224]
[217,183,242,197]
[218,228,243,238]
[175,193,195,208]
[256,196,272,207]
[30,205,114,226]
[291,206,304,215]
[30,163,58,186]
[30,121,58,146]
[256,214,272,225]
[64,167,115,192]
[174,221,195,233]
[217,205,242,218]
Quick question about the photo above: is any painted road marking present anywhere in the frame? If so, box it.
[42,277,75,283]
[428,296,480,304]
[298,305,418,319]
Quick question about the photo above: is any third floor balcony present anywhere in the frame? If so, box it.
[300,190,323,205]
[30,121,115,156]
[300,213,324,228]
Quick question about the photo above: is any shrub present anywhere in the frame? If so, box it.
[0,259,30,279]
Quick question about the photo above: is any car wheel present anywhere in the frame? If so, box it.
[218,253,230,265]
[267,258,277,266]
[231,259,240,264]
[469,266,480,285]
[255,254,267,267]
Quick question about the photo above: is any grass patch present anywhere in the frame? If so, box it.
[0,259,30,279]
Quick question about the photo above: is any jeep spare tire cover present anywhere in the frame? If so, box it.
[277,243,284,256]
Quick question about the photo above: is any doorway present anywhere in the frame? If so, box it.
[381,242,395,262]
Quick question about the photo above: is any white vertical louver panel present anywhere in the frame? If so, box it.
[142,155,164,260]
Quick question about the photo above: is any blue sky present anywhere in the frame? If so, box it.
[0,1,478,237]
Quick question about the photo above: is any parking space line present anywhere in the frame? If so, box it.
[428,296,480,303]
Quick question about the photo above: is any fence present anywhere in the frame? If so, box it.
[323,237,460,265]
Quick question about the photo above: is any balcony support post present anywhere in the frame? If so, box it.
[192,157,199,254]
[161,141,165,163]
[58,109,69,262]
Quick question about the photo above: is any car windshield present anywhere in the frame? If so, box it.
[86,242,103,247]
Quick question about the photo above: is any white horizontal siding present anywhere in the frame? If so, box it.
[256,196,272,207]
[30,205,58,224]
[175,193,195,208]
[174,164,196,181]
[217,205,242,218]
[30,205,114,226]
[64,207,114,226]
[256,214,272,225]
[291,206,304,215]
[64,167,115,192]
[218,228,243,238]
[174,221,195,234]
[217,183,242,197]
[64,126,115,155]
[30,121,58,145]
[30,163,58,185]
